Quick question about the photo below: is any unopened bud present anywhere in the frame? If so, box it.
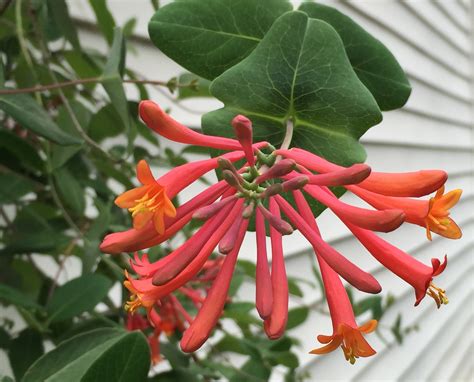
[255,159,296,183]
[193,195,238,220]
[257,203,293,235]
[222,170,245,192]
[281,176,309,192]
[261,183,283,198]
[232,115,255,166]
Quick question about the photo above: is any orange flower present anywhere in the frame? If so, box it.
[115,160,176,234]
[348,185,462,241]
[311,320,377,364]
[425,186,462,240]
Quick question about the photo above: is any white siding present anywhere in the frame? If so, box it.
[69,1,474,381]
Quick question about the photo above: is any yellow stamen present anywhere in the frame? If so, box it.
[427,282,449,309]
[124,293,143,313]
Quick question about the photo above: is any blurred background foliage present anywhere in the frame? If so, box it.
[0,0,414,380]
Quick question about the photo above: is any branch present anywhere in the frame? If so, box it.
[0,78,192,95]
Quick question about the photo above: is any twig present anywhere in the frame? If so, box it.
[0,78,194,94]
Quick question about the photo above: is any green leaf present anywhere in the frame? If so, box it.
[0,129,44,173]
[89,0,116,45]
[53,166,86,215]
[229,357,271,382]
[177,73,211,99]
[160,342,190,369]
[101,28,133,150]
[88,103,124,142]
[299,2,411,110]
[81,331,150,382]
[46,0,81,50]
[0,284,42,311]
[148,0,292,80]
[287,277,304,297]
[0,94,82,145]
[23,329,150,382]
[203,11,382,166]
[0,205,69,256]
[150,370,200,382]
[353,296,383,320]
[47,274,112,323]
[9,329,44,381]
[62,50,101,83]
[0,172,36,203]
[267,351,299,369]
[286,306,309,330]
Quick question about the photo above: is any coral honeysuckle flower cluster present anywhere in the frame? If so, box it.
[101,100,462,363]
[125,255,224,365]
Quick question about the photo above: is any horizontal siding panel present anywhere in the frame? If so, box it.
[330,1,472,99]
[410,0,471,49]
[398,315,473,381]
[361,110,472,149]
[432,0,471,34]
[343,0,471,78]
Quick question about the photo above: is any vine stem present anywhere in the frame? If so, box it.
[280,119,294,151]
[0,78,192,95]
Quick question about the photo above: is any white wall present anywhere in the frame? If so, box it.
[68,1,474,381]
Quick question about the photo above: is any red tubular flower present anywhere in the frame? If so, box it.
[293,190,377,363]
[306,163,371,186]
[275,195,381,294]
[180,218,248,352]
[277,148,462,241]
[255,209,273,319]
[101,104,461,360]
[348,185,462,240]
[263,199,288,339]
[346,222,448,307]
[125,258,224,365]
[302,183,406,233]
[139,100,242,150]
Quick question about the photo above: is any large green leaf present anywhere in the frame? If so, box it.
[299,2,411,110]
[0,94,81,146]
[148,0,292,80]
[23,329,150,382]
[46,274,112,323]
[203,11,382,166]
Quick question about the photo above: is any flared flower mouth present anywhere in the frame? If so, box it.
[415,256,449,308]
[123,271,155,313]
[115,160,176,234]
[310,320,377,364]
[425,186,462,240]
